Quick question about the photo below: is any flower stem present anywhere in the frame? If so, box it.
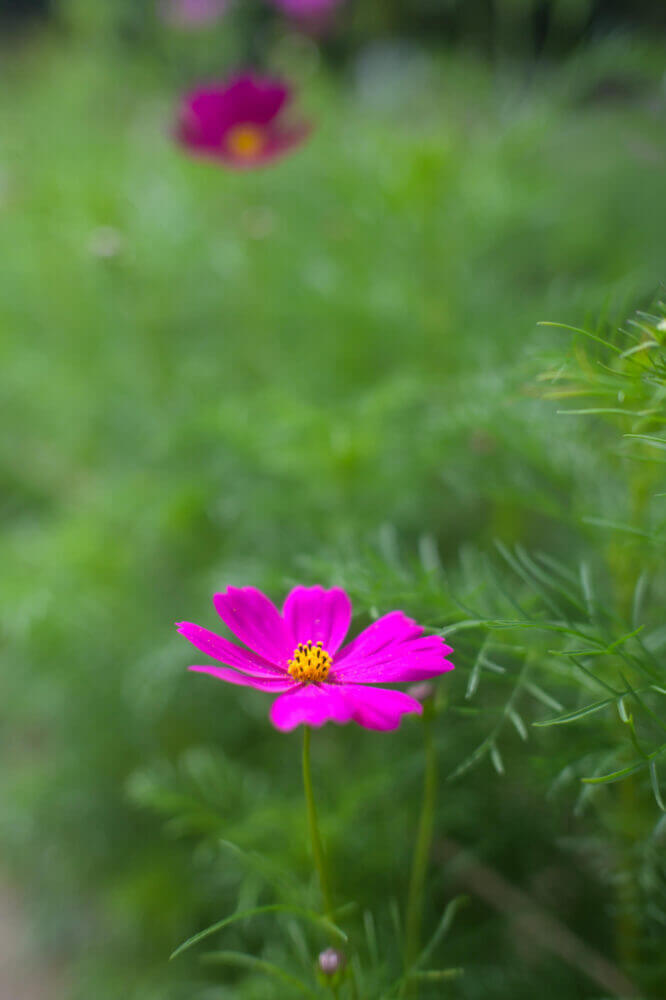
[404,706,437,990]
[302,725,334,918]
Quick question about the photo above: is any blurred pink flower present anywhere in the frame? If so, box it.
[268,0,344,34]
[161,0,229,28]
[179,585,454,732]
[176,73,310,169]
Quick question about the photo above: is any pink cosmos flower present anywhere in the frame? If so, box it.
[176,73,310,170]
[178,586,454,732]
[161,0,229,28]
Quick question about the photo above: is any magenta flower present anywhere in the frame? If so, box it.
[176,74,310,169]
[178,586,454,732]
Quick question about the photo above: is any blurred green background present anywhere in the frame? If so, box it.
[1,2,666,998]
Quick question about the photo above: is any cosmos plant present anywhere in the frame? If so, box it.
[175,585,454,993]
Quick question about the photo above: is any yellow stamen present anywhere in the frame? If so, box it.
[287,640,332,684]
[226,123,266,159]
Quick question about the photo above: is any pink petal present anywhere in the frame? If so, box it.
[334,635,454,684]
[254,122,311,163]
[269,682,423,732]
[335,611,425,664]
[269,683,355,731]
[333,611,454,683]
[189,665,295,692]
[341,684,423,731]
[282,586,352,653]
[177,622,287,677]
[196,123,310,170]
[221,74,290,125]
[213,587,292,666]
[183,76,288,133]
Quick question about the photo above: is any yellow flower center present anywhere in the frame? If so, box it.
[287,641,332,683]
[226,124,266,159]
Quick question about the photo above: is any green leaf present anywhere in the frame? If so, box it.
[524,681,564,712]
[632,573,649,629]
[620,675,666,737]
[438,619,489,636]
[170,904,347,960]
[363,909,379,967]
[489,619,603,643]
[509,709,528,741]
[537,321,623,353]
[495,542,563,618]
[535,552,579,587]
[202,950,321,998]
[533,696,615,727]
[490,743,505,775]
[582,760,648,785]
[415,896,469,969]
[624,434,666,452]
[650,762,666,812]
[583,517,656,539]
[568,655,621,696]
[557,407,659,416]
[619,340,658,359]
[515,545,587,615]
[447,738,492,781]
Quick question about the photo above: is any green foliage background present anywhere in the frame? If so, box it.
[1,8,666,999]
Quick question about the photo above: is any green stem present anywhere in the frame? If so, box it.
[404,707,437,992]
[349,963,360,1000]
[302,726,334,918]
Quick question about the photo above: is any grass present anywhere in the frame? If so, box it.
[1,21,665,1000]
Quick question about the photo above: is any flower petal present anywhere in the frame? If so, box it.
[213,587,292,666]
[334,634,454,684]
[189,665,295,691]
[247,122,311,167]
[269,683,355,731]
[334,611,425,664]
[341,684,423,731]
[221,74,290,125]
[283,586,352,653]
[183,123,310,169]
[177,622,287,676]
[269,682,423,731]
[334,611,454,683]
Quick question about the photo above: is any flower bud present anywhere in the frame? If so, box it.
[407,681,436,703]
[318,947,346,976]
